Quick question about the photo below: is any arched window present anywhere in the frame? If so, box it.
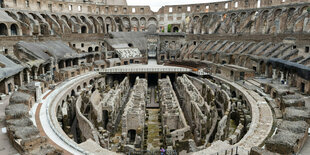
[88,47,93,52]
[95,46,99,51]
[81,26,87,33]
[0,23,8,36]
[173,27,179,32]
[10,24,18,36]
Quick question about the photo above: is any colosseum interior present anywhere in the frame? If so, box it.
[0,0,310,154]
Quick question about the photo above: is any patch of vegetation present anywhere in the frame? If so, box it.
[167,24,172,32]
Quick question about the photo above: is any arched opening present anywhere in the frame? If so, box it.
[128,43,133,47]
[73,58,79,66]
[59,60,65,69]
[88,47,93,52]
[173,27,179,32]
[231,91,237,98]
[95,46,99,51]
[71,89,75,96]
[128,129,136,143]
[10,24,18,36]
[0,23,8,36]
[83,82,87,88]
[102,110,109,129]
[89,79,94,85]
[40,24,49,35]
[77,86,81,92]
[81,26,87,33]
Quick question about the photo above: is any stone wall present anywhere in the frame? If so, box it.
[76,95,99,142]
[121,77,147,148]
[158,76,190,147]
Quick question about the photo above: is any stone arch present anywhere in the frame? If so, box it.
[70,16,78,23]
[89,79,94,85]
[193,16,201,34]
[286,7,297,32]
[288,7,296,16]
[95,46,99,51]
[202,15,210,34]
[29,13,43,22]
[40,24,49,35]
[240,12,247,18]
[140,17,146,31]
[83,82,87,88]
[299,6,309,14]
[81,25,87,33]
[61,15,70,28]
[105,17,114,32]
[231,91,237,98]
[51,14,58,21]
[16,12,33,35]
[61,15,69,23]
[97,16,105,33]
[0,23,8,36]
[88,47,93,52]
[271,9,283,33]
[122,17,131,32]
[114,17,123,32]
[260,10,270,34]
[274,8,282,18]
[131,17,139,31]
[147,17,157,32]
[71,89,75,96]
[41,14,62,35]
[88,16,100,33]
[80,16,87,23]
[172,26,179,32]
[77,85,81,92]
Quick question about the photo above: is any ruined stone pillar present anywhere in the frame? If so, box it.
[70,60,73,67]
[285,72,289,84]
[265,65,269,77]
[41,66,45,75]
[280,71,284,82]
[272,69,277,80]
[17,72,23,86]
[26,70,30,83]
[34,67,38,80]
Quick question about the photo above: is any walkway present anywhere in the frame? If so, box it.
[33,72,98,155]
[146,108,162,151]
[100,59,191,74]
[147,86,159,108]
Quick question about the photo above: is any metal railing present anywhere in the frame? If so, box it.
[209,146,249,155]
[100,67,191,73]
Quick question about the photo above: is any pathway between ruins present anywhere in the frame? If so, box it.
[145,85,162,151]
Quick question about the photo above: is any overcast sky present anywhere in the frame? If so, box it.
[127,0,228,12]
